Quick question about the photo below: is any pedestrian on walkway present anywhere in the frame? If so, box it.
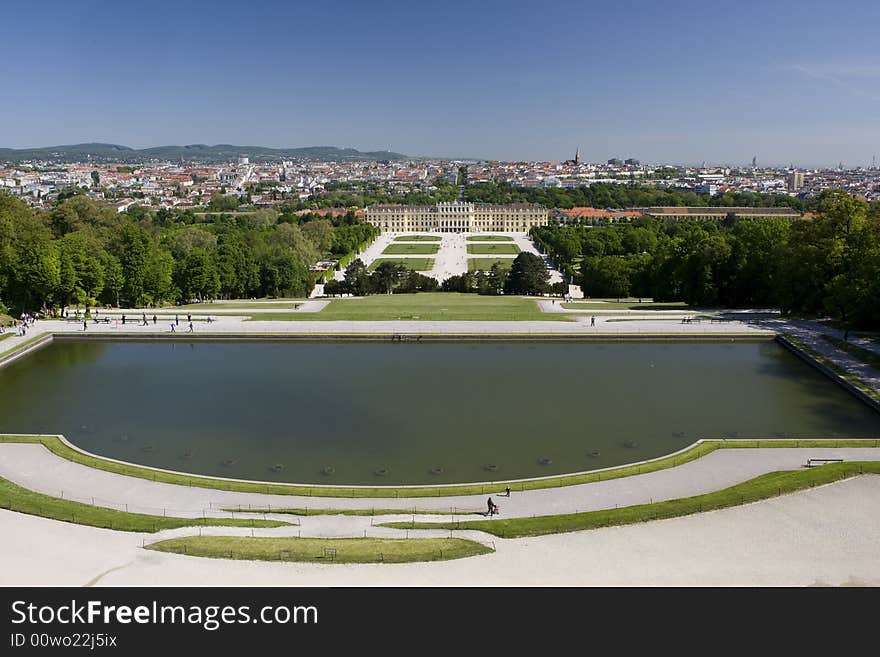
[591,316,595,327]
[505,485,511,497]
[170,323,175,333]
[188,322,194,332]
[82,320,87,331]
[175,314,179,326]
[487,497,496,516]
[152,315,157,324]
[121,314,126,325]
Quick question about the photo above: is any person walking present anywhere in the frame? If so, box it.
[121,314,126,325]
[591,316,595,327]
[487,497,496,516]
[505,485,511,497]
[152,315,157,324]
[82,319,87,331]
[175,314,179,326]
[170,323,176,333]
[188,322,194,333]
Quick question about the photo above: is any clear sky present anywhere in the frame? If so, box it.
[2,0,879,166]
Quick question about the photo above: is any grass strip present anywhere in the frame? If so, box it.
[822,335,880,371]
[366,258,434,272]
[393,235,441,242]
[466,235,514,242]
[2,434,877,499]
[0,334,50,361]
[221,506,483,516]
[380,462,880,537]
[783,334,880,403]
[467,258,514,272]
[145,536,492,563]
[466,244,520,255]
[381,243,440,255]
[0,475,291,533]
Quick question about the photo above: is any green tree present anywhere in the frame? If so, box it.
[505,252,549,295]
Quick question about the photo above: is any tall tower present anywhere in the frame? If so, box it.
[574,147,579,165]
[751,155,757,169]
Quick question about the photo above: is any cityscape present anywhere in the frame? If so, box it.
[3,145,879,213]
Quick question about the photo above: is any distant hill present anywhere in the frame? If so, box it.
[0,143,410,163]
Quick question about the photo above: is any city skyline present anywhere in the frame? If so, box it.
[2,0,879,167]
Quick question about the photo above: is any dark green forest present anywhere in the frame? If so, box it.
[0,193,377,313]
[531,190,880,327]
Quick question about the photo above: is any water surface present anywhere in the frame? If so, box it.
[0,340,877,484]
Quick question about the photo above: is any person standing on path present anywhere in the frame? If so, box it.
[82,320,87,331]
[487,497,496,516]
[505,485,511,497]
[591,316,595,327]
[175,314,179,326]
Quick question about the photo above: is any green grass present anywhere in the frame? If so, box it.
[381,243,440,255]
[381,462,880,537]
[251,293,568,322]
[0,333,10,343]
[0,475,291,533]
[221,506,483,516]
[466,244,520,255]
[145,535,492,563]
[467,258,514,272]
[466,235,514,242]
[0,333,50,361]
[822,335,880,371]
[393,235,441,242]
[366,258,434,272]
[782,335,880,403]
[3,434,877,499]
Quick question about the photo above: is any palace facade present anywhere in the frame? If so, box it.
[364,201,549,233]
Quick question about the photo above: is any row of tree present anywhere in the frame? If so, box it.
[0,193,378,313]
[464,182,810,211]
[324,252,562,297]
[532,190,880,327]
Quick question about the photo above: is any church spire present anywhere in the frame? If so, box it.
[575,147,579,165]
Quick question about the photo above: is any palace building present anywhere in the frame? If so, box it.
[364,201,549,233]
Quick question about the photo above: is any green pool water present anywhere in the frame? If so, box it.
[0,340,877,485]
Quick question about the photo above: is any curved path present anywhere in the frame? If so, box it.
[1,443,878,528]
[2,474,878,586]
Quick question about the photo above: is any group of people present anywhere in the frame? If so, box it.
[6,312,37,337]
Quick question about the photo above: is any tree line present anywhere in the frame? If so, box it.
[0,192,378,314]
[324,252,562,298]
[532,190,880,327]
[464,181,810,211]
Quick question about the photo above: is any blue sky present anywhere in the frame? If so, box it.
[2,0,879,166]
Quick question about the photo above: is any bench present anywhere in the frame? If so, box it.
[804,458,844,468]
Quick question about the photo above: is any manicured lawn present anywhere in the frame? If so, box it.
[4,434,876,500]
[466,235,514,242]
[382,462,880,537]
[146,535,492,563]
[467,258,514,272]
[367,258,434,272]
[393,235,441,242]
[382,243,440,255]
[0,474,291,533]
[466,244,520,255]
[254,293,568,322]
